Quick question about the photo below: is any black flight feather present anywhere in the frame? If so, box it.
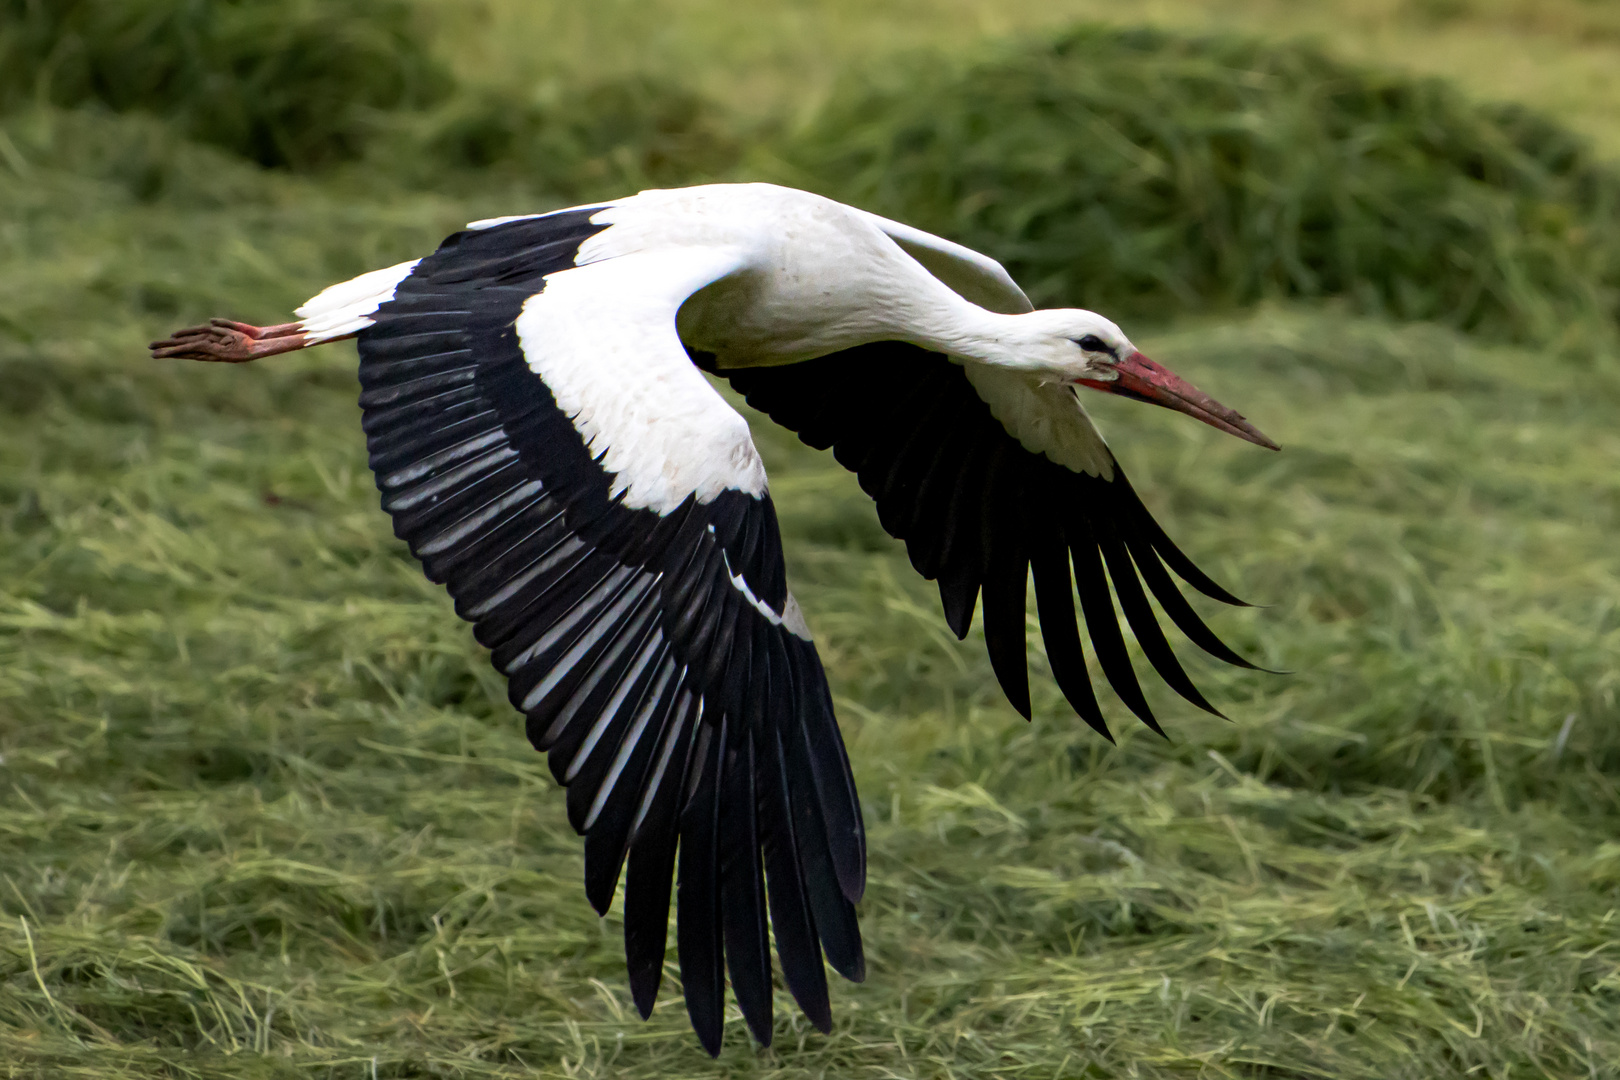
[623,693,701,1019]
[1030,536,1112,741]
[1069,526,1164,736]
[1096,523,1226,718]
[579,660,684,913]
[780,705,864,981]
[720,732,774,1046]
[678,718,727,1057]
[761,718,833,1031]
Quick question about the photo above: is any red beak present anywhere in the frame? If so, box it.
[1078,351,1279,451]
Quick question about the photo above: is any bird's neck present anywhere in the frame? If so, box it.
[897,293,1045,373]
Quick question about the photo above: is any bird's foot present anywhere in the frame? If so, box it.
[149,319,308,363]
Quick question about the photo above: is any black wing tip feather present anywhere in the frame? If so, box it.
[1121,535,1278,676]
[937,576,979,640]
[631,979,660,1023]
[1095,529,1233,722]
[1110,469,1255,609]
[720,732,775,1048]
[623,693,699,1024]
[979,508,1033,720]
[678,716,727,1057]
[1029,542,1115,742]
[760,729,833,1033]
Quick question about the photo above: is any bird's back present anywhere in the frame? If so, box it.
[577,184,971,368]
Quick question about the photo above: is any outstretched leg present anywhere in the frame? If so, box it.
[149,319,338,363]
[152,259,421,363]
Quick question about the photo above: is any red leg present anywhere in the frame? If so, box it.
[150,318,315,363]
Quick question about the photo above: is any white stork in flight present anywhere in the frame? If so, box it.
[151,182,1277,1055]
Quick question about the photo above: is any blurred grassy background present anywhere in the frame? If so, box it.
[417,0,1620,153]
[3,0,1620,1076]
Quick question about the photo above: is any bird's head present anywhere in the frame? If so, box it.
[1019,309,1279,451]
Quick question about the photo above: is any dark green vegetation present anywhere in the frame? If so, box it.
[0,0,449,168]
[2,3,1619,1076]
[783,26,1620,347]
[0,0,739,194]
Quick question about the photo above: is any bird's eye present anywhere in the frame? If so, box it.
[1076,334,1112,355]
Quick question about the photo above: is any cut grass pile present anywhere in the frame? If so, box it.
[4,7,1620,1078]
[0,0,739,192]
[417,0,1620,162]
[0,0,451,169]
[780,26,1620,346]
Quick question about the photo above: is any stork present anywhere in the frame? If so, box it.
[150,182,1277,1055]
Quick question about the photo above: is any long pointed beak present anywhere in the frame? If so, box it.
[1078,351,1279,450]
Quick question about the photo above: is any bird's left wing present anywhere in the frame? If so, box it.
[352,209,864,1054]
[715,342,1263,741]
[854,209,1033,315]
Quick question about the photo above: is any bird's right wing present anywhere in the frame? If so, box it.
[854,209,1034,314]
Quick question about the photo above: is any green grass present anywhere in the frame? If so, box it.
[5,6,1620,1077]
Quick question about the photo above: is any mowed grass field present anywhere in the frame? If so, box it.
[4,1,1620,1077]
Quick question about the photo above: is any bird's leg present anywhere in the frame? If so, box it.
[149,318,333,363]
